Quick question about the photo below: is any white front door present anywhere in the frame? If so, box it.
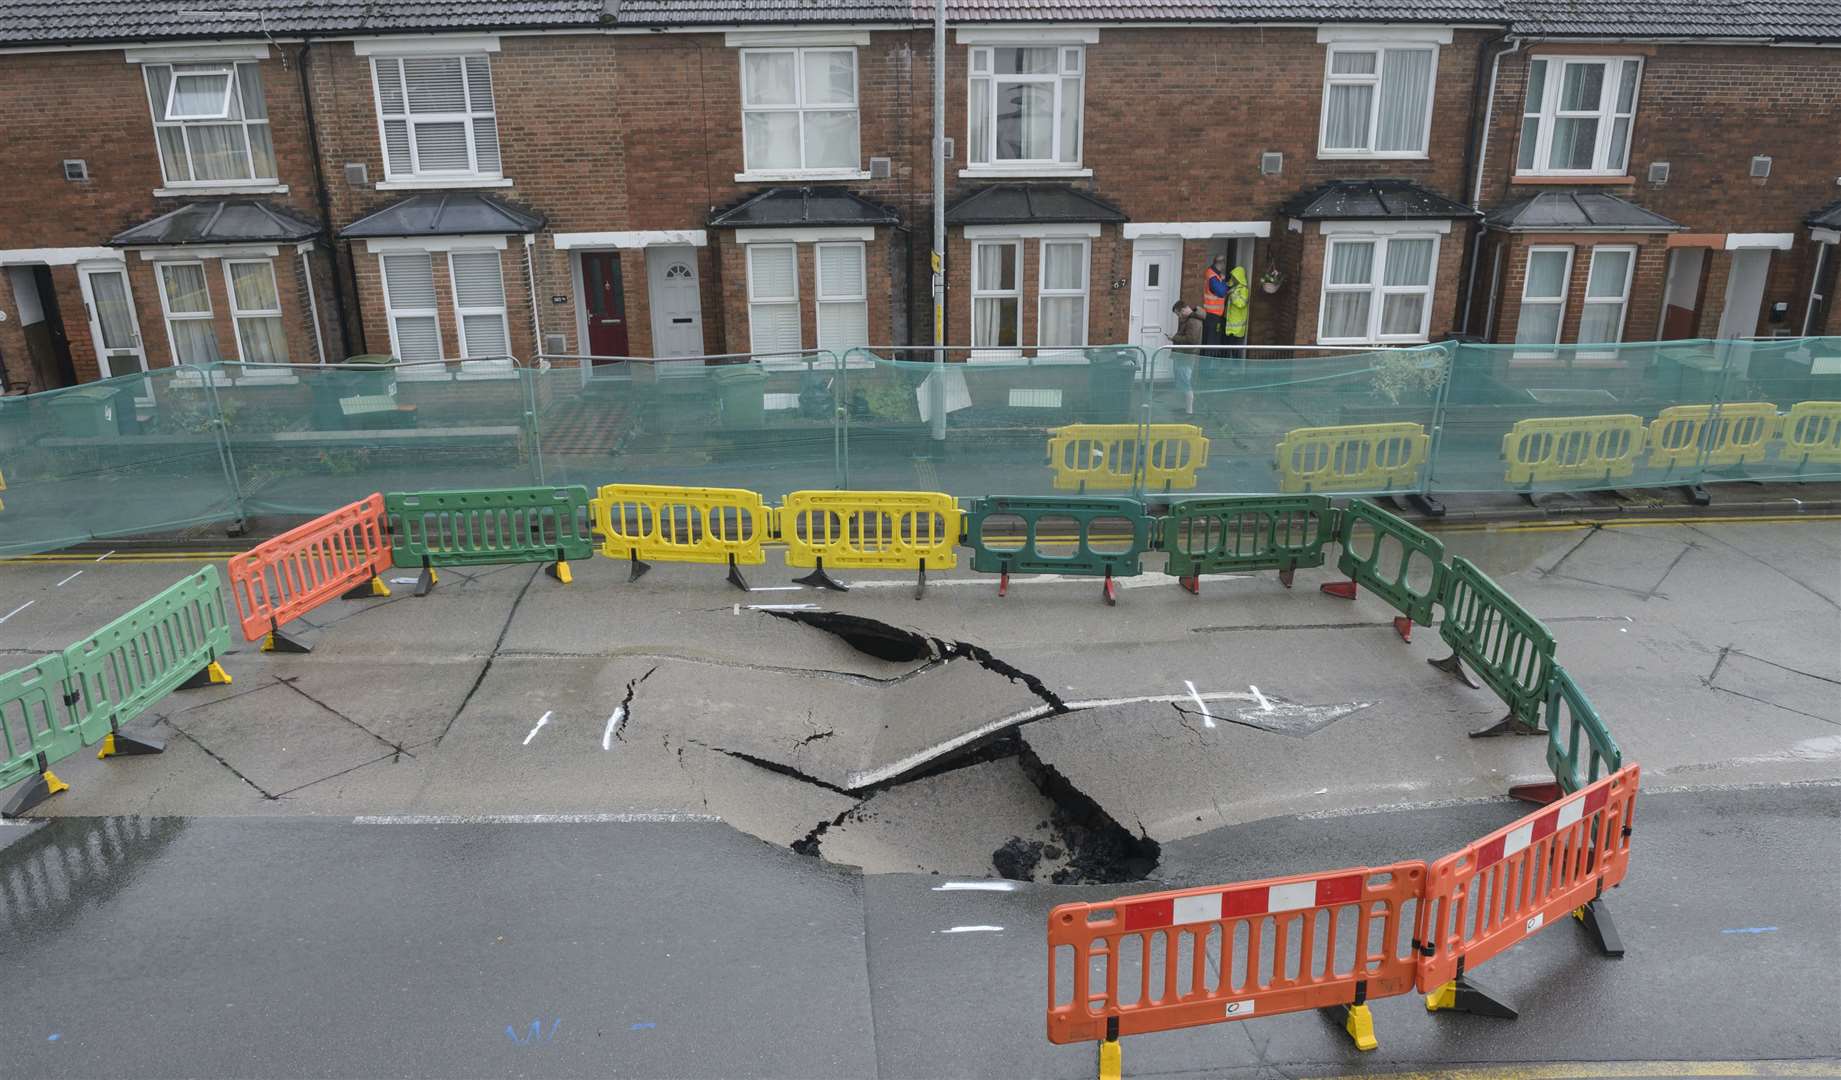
[77,263,154,402]
[1128,240,1182,379]
[1718,249,1771,340]
[646,247,704,358]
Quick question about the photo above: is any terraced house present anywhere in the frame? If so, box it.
[0,0,1834,395]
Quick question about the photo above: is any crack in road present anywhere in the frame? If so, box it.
[435,565,541,747]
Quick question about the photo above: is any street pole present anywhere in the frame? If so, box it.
[930,0,947,441]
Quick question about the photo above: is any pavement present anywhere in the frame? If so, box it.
[0,509,1837,1076]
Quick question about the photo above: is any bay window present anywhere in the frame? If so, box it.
[1578,245,1635,354]
[968,46,1083,169]
[156,262,221,364]
[224,259,288,364]
[1319,45,1437,157]
[143,62,275,185]
[1517,57,1641,176]
[740,48,861,174]
[1318,234,1439,344]
[1515,246,1572,356]
[380,252,442,362]
[1037,238,1089,351]
[971,240,1022,354]
[448,251,509,357]
[371,55,502,181]
[815,242,868,354]
[747,243,802,356]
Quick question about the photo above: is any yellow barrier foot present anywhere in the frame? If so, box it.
[1326,1002,1377,1051]
[1469,710,1545,739]
[626,550,651,583]
[341,575,391,599]
[261,620,312,655]
[725,553,751,593]
[1098,1018,1122,1080]
[1425,971,1517,1019]
[178,659,234,689]
[1428,651,1483,690]
[793,558,850,593]
[545,559,573,585]
[97,722,164,760]
[1576,897,1625,957]
[2,756,68,818]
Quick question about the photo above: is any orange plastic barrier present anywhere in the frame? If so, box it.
[1417,765,1639,1013]
[1048,860,1423,1055]
[226,492,392,652]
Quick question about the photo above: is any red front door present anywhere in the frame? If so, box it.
[582,252,630,362]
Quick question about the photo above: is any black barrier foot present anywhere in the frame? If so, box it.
[1575,898,1625,958]
[1508,780,1563,805]
[1425,972,1517,1019]
[914,560,926,601]
[726,554,751,593]
[1407,493,1447,518]
[415,559,437,597]
[793,557,850,592]
[226,518,250,538]
[1428,652,1482,690]
[263,624,312,655]
[1685,484,1712,506]
[177,661,232,690]
[628,551,652,583]
[98,721,165,759]
[1,757,68,818]
[1278,566,1295,589]
[1469,711,1545,738]
[341,575,391,600]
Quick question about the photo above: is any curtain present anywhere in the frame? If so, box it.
[745,113,800,171]
[1376,49,1433,152]
[969,77,990,164]
[1548,117,1598,170]
[187,125,251,181]
[803,51,854,105]
[974,298,1018,348]
[236,63,267,119]
[1578,303,1623,345]
[90,273,137,350]
[1516,303,1562,346]
[744,52,797,105]
[975,243,1017,291]
[1524,249,1568,298]
[1321,294,1370,340]
[169,71,228,117]
[155,126,191,182]
[162,264,210,314]
[170,320,220,364]
[238,317,287,364]
[1586,249,1631,298]
[1381,295,1425,336]
[1327,241,1374,285]
[229,262,279,311]
[1040,297,1084,348]
[1384,239,1434,286]
[802,109,859,170]
[1042,241,1083,291]
[996,83,1052,161]
[1059,76,1080,162]
[995,47,1056,74]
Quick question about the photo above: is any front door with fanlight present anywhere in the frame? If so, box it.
[646,247,704,359]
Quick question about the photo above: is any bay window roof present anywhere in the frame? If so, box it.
[339,193,544,238]
[108,199,319,247]
[1280,178,1478,220]
[945,183,1126,226]
[1485,191,1682,233]
[708,186,900,229]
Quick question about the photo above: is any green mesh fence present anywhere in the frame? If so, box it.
[0,339,1836,557]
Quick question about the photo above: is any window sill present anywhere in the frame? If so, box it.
[1511,174,1635,185]
[735,169,872,183]
[1316,152,1429,161]
[958,166,1093,180]
[154,183,289,197]
[374,177,514,191]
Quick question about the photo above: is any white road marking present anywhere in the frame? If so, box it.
[748,586,806,592]
[935,925,1004,934]
[55,571,83,587]
[0,601,34,625]
[745,603,819,611]
[1249,685,1272,712]
[522,710,554,746]
[601,706,626,750]
[94,551,115,562]
[353,812,720,824]
[932,882,1017,892]
[1183,680,1216,729]
[389,577,419,584]
[849,572,1250,591]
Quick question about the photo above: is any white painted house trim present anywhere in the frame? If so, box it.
[956,26,1101,44]
[554,230,709,250]
[734,226,874,244]
[364,235,509,253]
[123,42,270,62]
[0,246,120,266]
[352,34,501,57]
[1123,221,1272,240]
[962,223,1103,240]
[724,29,869,47]
[1812,228,1840,245]
[1725,232,1794,250]
[137,244,279,260]
[1317,26,1454,44]
[1319,219,1454,235]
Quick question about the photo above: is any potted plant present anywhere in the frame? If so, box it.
[1259,267,1284,294]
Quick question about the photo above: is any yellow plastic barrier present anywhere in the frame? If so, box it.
[1046,424,1209,492]
[590,483,769,589]
[1780,401,1841,467]
[1501,414,1646,486]
[780,490,962,595]
[1646,403,1779,471]
[1275,422,1428,493]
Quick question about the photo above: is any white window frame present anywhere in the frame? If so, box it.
[970,238,1024,358]
[154,259,220,365]
[1316,234,1441,345]
[967,45,1085,170]
[378,251,444,363]
[369,54,501,182]
[165,66,235,120]
[1517,56,1642,177]
[746,242,802,356]
[1036,236,1090,354]
[221,257,288,367]
[1317,43,1439,159]
[1512,245,1573,362]
[813,241,869,355]
[142,61,275,187]
[446,250,509,359]
[738,47,862,177]
[1577,244,1636,361]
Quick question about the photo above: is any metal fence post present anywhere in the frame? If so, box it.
[199,362,249,536]
[1411,342,1458,516]
[522,361,546,486]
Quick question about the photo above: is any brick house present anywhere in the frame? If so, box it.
[0,0,1835,396]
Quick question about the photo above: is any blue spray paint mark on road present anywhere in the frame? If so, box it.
[47,1034,60,1042]
[1721,926,1779,934]
[506,1018,561,1044]
[631,1022,656,1031]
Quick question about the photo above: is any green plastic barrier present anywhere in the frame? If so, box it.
[1544,665,1622,795]
[1432,556,1557,738]
[1325,499,1446,631]
[386,485,594,593]
[1,654,81,813]
[1161,495,1338,592]
[967,495,1151,604]
[63,565,234,755]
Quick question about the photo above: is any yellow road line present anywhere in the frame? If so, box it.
[1305,1060,1841,1079]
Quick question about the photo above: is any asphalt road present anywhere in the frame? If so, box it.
[1,783,1835,1079]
